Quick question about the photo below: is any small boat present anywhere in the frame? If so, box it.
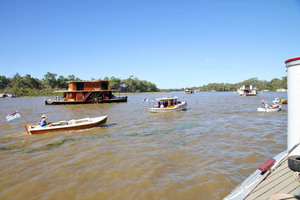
[273,97,288,104]
[24,116,108,134]
[0,93,18,98]
[149,97,187,113]
[184,88,194,94]
[257,105,281,112]
[237,84,258,96]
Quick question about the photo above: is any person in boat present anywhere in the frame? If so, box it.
[157,102,161,108]
[163,101,168,108]
[262,99,269,110]
[160,102,165,108]
[38,114,52,127]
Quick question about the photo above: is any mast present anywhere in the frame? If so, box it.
[285,56,300,150]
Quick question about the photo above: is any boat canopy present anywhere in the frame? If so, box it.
[153,97,178,101]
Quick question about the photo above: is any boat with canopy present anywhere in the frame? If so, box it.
[148,97,187,113]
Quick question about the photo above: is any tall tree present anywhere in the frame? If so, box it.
[10,73,24,88]
[43,72,57,89]
[57,75,68,88]
[0,75,11,90]
[23,74,42,89]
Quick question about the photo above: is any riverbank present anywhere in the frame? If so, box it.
[0,89,61,97]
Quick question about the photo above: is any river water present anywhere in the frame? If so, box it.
[0,92,287,200]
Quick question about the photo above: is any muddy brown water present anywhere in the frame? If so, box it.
[0,92,287,199]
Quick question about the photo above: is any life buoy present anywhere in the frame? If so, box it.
[288,156,300,172]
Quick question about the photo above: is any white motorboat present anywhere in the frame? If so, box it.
[257,105,281,112]
[149,97,187,113]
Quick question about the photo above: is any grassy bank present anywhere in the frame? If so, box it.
[1,88,63,97]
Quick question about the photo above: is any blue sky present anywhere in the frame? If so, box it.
[1,0,300,89]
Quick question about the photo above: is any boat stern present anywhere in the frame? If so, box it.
[24,124,36,135]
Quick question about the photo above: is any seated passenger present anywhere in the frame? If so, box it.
[38,114,52,127]
[264,103,269,109]
[157,102,161,108]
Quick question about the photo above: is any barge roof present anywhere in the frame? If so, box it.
[66,80,108,83]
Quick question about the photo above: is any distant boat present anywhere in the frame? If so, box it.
[237,85,258,96]
[0,93,18,98]
[25,116,108,135]
[276,88,288,92]
[273,97,288,104]
[184,88,194,94]
[149,97,187,113]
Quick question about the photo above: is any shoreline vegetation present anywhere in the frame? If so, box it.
[0,73,287,97]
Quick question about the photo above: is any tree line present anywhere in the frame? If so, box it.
[191,77,287,92]
[101,75,159,93]
[0,73,159,96]
[0,73,287,96]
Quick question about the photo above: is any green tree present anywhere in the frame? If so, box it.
[269,78,281,91]
[108,76,121,90]
[23,74,43,89]
[68,75,76,81]
[43,72,57,89]
[10,73,24,88]
[57,75,68,88]
[281,76,287,89]
[0,75,11,90]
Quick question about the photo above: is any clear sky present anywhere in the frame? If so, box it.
[1,0,300,89]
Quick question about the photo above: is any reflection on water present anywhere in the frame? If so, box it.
[0,92,287,199]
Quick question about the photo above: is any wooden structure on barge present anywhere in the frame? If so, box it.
[45,81,127,105]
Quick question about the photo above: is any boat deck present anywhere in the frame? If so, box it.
[245,158,300,200]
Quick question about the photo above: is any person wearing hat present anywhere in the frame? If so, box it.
[37,114,52,127]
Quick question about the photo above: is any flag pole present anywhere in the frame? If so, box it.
[19,112,30,124]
